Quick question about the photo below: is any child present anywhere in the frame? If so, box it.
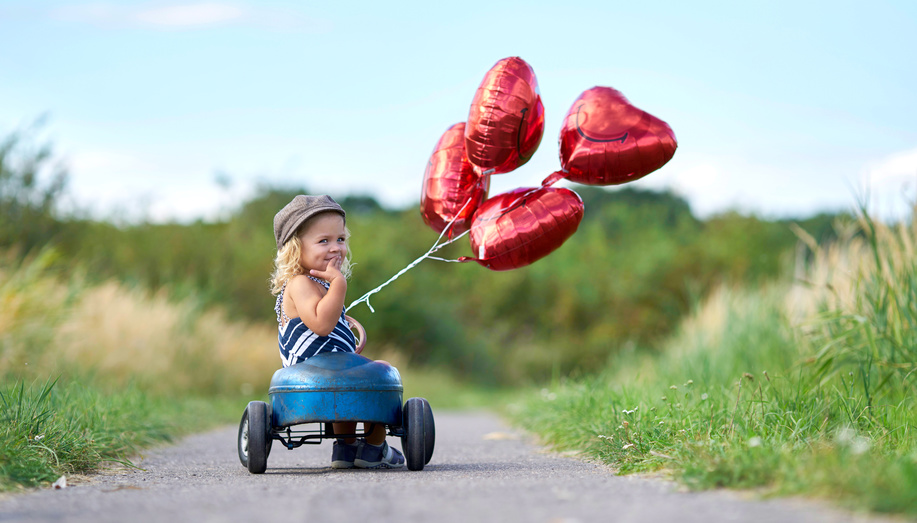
[270,194,405,469]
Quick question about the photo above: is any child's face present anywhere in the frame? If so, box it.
[297,212,347,273]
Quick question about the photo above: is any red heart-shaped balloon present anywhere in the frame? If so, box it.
[465,57,545,175]
[421,122,490,236]
[558,86,676,185]
[465,186,584,271]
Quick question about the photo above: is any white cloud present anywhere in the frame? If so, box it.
[49,2,328,32]
[69,149,153,175]
[655,162,722,200]
[65,148,255,223]
[866,147,917,185]
[862,147,917,219]
[51,3,126,27]
[636,156,737,217]
[634,152,856,219]
[134,3,244,28]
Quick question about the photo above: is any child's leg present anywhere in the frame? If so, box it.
[331,422,361,469]
[355,422,403,469]
[363,360,391,446]
[364,423,386,446]
[333,422,358,444]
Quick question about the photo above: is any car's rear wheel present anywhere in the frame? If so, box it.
[402,397,434,470]
[421,398,435,464]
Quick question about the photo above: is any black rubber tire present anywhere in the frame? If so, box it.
[238,401,270,474]
[402,398,426,471]
[263,403,273,458]
[421,398,435,464]
[237,408,249,468]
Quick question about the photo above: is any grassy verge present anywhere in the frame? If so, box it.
[0,378,243,491]
[0,249,271,490]
[511,213,917,516]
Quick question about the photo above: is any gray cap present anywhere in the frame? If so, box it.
[273,195,346,250]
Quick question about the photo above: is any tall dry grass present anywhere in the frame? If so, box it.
[52,282,279,396]
[2,249,285,489]
[515,210,917,515]
[1,249,70,374]
[1,249,279,397]
[792,213,917,405]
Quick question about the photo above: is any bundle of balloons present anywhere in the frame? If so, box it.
[420,56,678,271]
[347,57,677,312]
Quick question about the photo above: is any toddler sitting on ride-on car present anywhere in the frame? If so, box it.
[270,194,404,469]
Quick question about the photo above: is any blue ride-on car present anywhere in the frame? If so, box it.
[237,315,435,473]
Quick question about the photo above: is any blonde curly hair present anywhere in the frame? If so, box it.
[270,221,352,295]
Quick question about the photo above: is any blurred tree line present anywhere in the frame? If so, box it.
[1,130,844,385]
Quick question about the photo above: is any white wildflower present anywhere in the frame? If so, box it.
[835,427,855,445]
[851,438,871,455]
[540,388,557,401]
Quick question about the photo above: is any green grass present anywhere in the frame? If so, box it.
[0,377,242,491]
[511,213,917,516]
[401,364,518,410]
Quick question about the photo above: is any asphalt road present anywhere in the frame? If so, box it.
[0,411,890,523]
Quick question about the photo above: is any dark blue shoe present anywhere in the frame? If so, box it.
[354,441,404,469]
[331,439,361,469]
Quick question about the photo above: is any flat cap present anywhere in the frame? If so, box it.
[273,195,346,250]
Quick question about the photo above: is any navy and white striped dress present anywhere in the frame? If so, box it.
[275,276,356,367]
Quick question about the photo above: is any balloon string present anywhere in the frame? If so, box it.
[346,182,554,314]
[346,201,471,314]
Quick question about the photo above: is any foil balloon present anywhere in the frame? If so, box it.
[462,186,584,271]
[465,57,545,175]
[556,86,676,186]
[421,122,490,236]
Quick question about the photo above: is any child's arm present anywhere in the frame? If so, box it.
[287,256,347,336]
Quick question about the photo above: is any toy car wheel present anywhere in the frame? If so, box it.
[238,401,270,474]
[421,398,435,464]
[238,409,249,467]
[402,397,434,470]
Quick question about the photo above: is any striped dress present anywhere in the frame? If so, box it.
[275,276,356,367]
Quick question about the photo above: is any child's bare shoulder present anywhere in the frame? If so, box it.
[287,274,322,295]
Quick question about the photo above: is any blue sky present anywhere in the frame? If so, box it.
[1,0,915,222]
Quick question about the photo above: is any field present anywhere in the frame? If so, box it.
[3,131,916,514]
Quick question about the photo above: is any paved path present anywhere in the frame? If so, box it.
[0,411,888,523]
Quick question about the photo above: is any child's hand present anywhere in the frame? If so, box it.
[310,255,344,283]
